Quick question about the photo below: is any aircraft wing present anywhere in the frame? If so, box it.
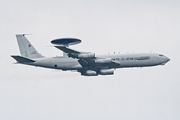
[78,57,120,68]
[55,46,90,58]
[54,46,120,67]
[55,46,80,54]
[77,58,120,68]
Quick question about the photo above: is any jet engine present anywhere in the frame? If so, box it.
[81,70,98,76]
[95,58,112,63]
[78,53,95,58]
[99,69,114,75]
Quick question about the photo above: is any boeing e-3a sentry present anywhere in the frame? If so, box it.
[11,34,170,76]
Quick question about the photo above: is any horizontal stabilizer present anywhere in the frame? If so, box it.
[11,55,35,63]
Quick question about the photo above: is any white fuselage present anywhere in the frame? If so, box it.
[12,35,170,76]
[25,53,170,71]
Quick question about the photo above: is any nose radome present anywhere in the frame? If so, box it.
[166,57,170,62]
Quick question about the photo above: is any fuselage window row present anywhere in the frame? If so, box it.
[112,56,151,61]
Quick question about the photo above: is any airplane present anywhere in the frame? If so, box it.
[11,34,170,76]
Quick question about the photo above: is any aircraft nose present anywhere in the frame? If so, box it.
[166,57,170,62]
[160,56,170,65]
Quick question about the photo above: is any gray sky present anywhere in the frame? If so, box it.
[0,0,180,120]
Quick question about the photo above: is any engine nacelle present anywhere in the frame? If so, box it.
[81,70,98,76]
[95,58,112,64]
[99,69,114,75]
[78,53,95,58]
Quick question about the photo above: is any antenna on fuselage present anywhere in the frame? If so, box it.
[51,38,82,57]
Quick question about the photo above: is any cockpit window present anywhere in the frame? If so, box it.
[159,54,164,56]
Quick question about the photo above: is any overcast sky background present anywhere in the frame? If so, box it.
[0,0,180,120]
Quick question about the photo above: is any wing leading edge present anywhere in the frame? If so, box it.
[54,46,120,68]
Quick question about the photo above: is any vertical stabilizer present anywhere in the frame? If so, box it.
[16,34,44,59]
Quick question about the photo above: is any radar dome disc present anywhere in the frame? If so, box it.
[51,38,81,46]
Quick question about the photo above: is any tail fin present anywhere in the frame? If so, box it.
[16,34,44,59]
